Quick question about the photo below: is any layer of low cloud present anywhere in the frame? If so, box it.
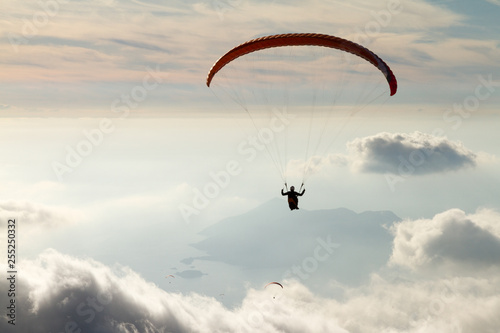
[2,247,500,333]
[348,131,477,175]
[390,208,500,275]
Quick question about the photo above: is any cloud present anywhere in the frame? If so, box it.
[0,200,80,229]
[0,0,470,86]
[328,273,500,333]
[2,249,500,333]
[3,0,497,116]
[289,132,478,177]
[107,38,169,52]
[347,131,477,175]
[0,249,349,333]
[1,249,221,333]
[390,208,500,274]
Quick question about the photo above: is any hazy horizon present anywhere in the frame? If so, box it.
[1,0,500,332]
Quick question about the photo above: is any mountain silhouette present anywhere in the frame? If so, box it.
[190,198,401,286]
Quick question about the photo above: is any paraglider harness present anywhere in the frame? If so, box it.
[282,183,305,210]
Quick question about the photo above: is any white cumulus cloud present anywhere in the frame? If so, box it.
[347,131,477,175]
[390,208,500,274]
[285,132,478,178]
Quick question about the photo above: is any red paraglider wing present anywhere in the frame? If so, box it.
[265,281,284,289]
[206,33,397,96]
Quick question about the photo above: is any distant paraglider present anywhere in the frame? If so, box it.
[265,281,284,299]
[265,282,283,289]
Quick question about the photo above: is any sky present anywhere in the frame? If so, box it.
[1,0,500,332]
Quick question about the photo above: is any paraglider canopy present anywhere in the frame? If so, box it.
[265,281,284,289]
[207,33,397,95]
